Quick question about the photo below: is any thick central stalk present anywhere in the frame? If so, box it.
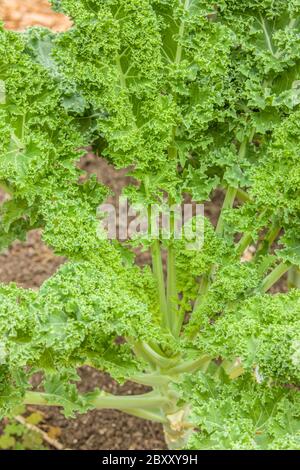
[151,239,168,328]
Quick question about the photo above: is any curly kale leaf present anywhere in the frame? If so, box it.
[192,291,300,384]
[181,372,300,450]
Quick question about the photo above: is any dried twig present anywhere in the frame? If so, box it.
[15,415,64,450]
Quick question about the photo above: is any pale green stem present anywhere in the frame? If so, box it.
[236,233,253,257]
[116,55,127,89]
[215,186,238,236]
[167,355,211,375]
[265,225,281,245]
[236,188,251,203]
[174,293,189,337]
[257,255,277,276]
[175,0,191,65]
[131,342,157,369]
[10,131,24,149]
[144,177,168,330]
[139,342,179,369]
[130,373,173,387]
[193,274,209,311]
[93,392,169,410]
[24,391,170,411]
[288,266,300,289]
[86,357,171,387]
[124,408,168,424]
[289,18,298,29]
[216,138,248,236]
[260,262,290,293]
[259,13,275,56]
[151,240,168,328]
[254,225,281,260]
[167,214,178,336]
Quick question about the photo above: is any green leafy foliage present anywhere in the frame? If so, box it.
[0,412,46,450]
[181,372,300,450]
[0,1,299,450]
